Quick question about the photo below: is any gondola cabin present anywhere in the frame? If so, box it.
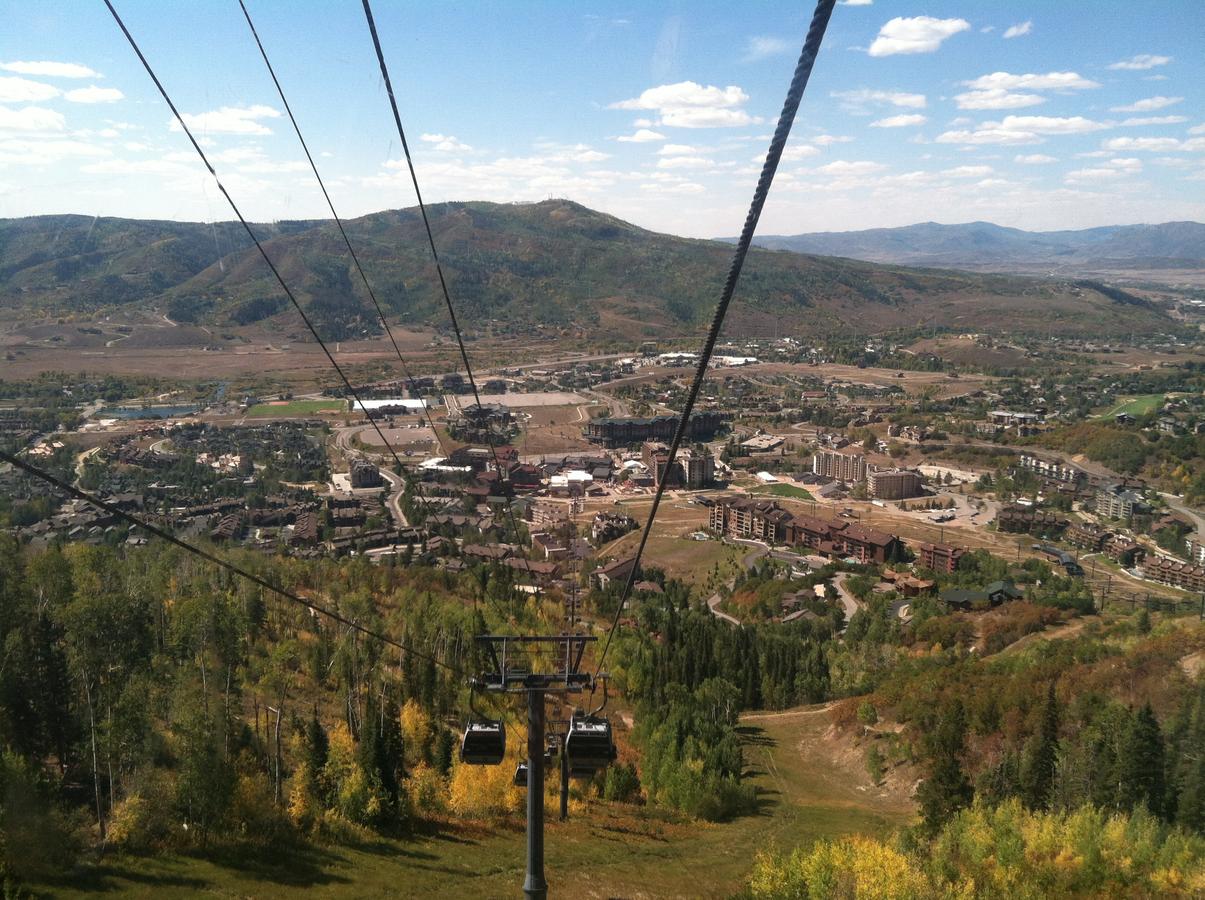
[461,720,505,765]
[565,713,616,774]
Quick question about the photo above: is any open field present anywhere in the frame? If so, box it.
[246,400,345,417]
[448,392,590,410]
[1097,394,1167,419]
[41,705,909,899]
[751,482,814,500]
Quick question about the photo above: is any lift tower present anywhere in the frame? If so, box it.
[469,634,602,900]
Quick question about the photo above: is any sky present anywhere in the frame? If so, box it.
[1,0,1203,238]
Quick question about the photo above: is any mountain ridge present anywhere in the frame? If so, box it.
[726,220,1205,274]
[0,201,1180,340]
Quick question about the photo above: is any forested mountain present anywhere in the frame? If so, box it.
[0,201,1177,340]
[739,220,1205,274]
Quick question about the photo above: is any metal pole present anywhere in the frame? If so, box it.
[559,737,568,824]
[524,688,547,900]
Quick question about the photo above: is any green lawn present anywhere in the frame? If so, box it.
[751,482,813,500]
[40,708,908,899]
[1096,394,1165,419]
[246,400,344,417]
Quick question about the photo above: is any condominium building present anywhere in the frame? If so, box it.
[918,542,965,574]
[1141,555,1205,592]
[1095,485,1148,520]
[812,447,867,483]
[709,497,793,543]
[642,441,715,489]
[867,468,923,500]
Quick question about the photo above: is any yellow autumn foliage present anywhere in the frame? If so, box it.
[406,762,447,816]
[446,724,524,818]
[749,835,927,900]
[400,698,432,765]
[750,801,1205,899]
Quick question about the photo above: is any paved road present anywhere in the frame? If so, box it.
[831,572,862,628]
[1160,492,1205,541]
[377,467,410,529]
[707,590,741,626]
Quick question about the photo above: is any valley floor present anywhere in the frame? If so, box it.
[41,705,911,899]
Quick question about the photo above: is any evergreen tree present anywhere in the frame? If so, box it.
[917,700,974,835]
[1173,684,1205,830]
[1021,682,1059,810]
[1118,703,1166,817]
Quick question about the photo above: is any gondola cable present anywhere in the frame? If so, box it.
[236,0,450,458]
[0,447,463,675]
[593,0,837,682]
[102,0,440,528]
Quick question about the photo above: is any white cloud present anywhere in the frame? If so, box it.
[656,155,714,170]
[943,165,994,178]
[0,105,66,132]
[0,60,100,78]
[616,128,665,143]
[1014,153,1056,164]
[0,136,110,165]
[1110,96,1182,113]
[1190,124,1205,135]
[813,134,854,145]
[940,165,993,178]
[999,115,1108,135]
[172,104,281,135]
[954,89,1044,110]
[1120,115,1187,127]
[938,115,1105,146]
[780,144,819,161]
[1065,157,1142,182]
[64,85,124,104]
[937,126,1038,146]
[420,132,471,152]
[0,76,61,104]
[536,142,611,163]
[868,16,970,56]
[610,81,759,128]
[1103,136,1205,152]
[658,143,701,155]
[1002,21,1032,39]
[831,88,926,111]
[870,114,927,128]
[640,180,706,194]
[744,36,791,62]
[839,0,873,5]
[662,108,757,128]
[963,71,1100,92]
[1108,54,1172,71]
[815,160,887,175]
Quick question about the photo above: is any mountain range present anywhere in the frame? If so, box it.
[0,201,1182,341]
[736,221,1205,276]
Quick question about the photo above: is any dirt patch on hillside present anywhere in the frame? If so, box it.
[1181,650,1204,680]
[742,704,916,816]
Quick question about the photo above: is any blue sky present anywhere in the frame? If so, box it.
[1,0,1202,237]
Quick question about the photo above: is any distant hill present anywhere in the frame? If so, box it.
[0,201,1180,340]
[733,221,1205,276]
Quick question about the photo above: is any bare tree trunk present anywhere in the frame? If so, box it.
[199,640,208,714]
[224,665,232,758]
[273,705,283,805]
[106,701,115,816]
[84,677,105,842]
